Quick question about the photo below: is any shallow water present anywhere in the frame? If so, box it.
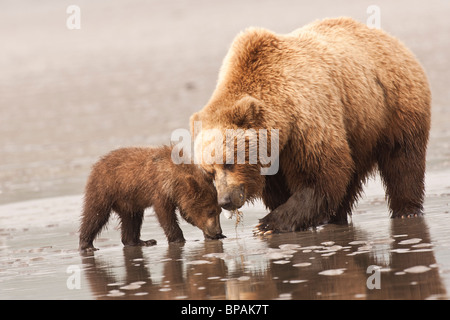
[1,172,449,300]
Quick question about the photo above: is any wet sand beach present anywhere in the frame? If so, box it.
[1,0,450,300]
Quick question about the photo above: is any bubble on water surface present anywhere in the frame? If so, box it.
[412,243,432,248]
[391,248,410,253]
[399,238,422,245]
[186,260,212,265]
[279,244,301,250]
[159,287,172,292]
[289,279,307,284]
[120,283,142,290]
[404,265,431,273]
[319,268,346,276]
[293,262,312,267]
[273,260,290,264]
[107,290,125,297]
[348,240,367,245]
[203,252,232,260]
[276,293,292,300]
[107,282,125,287]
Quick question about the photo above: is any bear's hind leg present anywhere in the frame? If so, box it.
[332,166,374,224]
[331,174,363,224]
[118,209,157,247]
[377,142,426,218]
[79,201,112,251]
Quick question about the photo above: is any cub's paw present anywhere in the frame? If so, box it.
[79,241,98,252]
[79,246,98,253]
[140,239,157,246]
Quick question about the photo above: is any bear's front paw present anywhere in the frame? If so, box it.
[253,211,282,235]
[253,222,275,236]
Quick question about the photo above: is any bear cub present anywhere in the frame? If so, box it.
[79,146,224,252]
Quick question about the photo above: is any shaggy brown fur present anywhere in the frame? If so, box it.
[190,17,431,233]
[79,146,224,251]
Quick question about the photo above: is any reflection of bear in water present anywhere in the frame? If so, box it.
[79,146,224,252]
[191,17,431,233]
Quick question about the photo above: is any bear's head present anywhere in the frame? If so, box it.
[178,171,225,240]
[191,96,279,210]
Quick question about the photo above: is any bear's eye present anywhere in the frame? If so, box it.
[224,163,234,170]
[202,167,215,178]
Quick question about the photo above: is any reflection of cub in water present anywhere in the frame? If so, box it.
[78,146,224,252]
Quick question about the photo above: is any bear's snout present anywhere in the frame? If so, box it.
[203,214,225,240]
[218,185,245,210]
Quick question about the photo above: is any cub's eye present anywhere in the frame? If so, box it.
[224,163,234,170]
[208,210,218,217]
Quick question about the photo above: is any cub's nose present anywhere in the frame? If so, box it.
[204,233,227,240]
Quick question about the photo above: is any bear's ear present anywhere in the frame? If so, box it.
[190,112,202,138]
[225,96,264,129]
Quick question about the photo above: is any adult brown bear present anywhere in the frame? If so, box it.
[190,17,431,233]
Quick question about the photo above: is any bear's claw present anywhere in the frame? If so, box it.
[253,222,275,236]
[393,209,424,219]
[399,212,423,219]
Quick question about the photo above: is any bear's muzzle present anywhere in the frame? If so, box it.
[218,185,245,210]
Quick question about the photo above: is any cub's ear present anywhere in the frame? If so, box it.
[184,175,200,193]
[224,96,264,129]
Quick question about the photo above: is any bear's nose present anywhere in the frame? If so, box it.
[218,194,232,209]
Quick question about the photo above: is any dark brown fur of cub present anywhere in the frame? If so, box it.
[79,146,223,251]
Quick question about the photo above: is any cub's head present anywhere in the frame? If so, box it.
[191,96,278,210]
[179,171,225,240]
